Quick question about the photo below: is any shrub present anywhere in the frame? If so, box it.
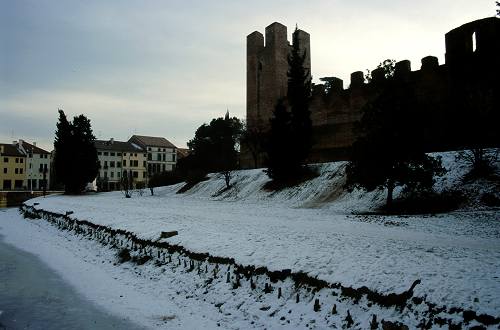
[117,248,131,263]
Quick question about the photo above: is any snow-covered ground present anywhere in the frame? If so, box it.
[3,151,500,328]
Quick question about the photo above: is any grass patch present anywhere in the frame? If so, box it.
[133,255,152,265]
[481,192,500,207]
[117,248,132,263]
[378,190,466,215]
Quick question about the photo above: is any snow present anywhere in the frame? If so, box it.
[2,151,499,328]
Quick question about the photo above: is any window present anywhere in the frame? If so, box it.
[117,152,122,156]
[104,161,108,168]
[134,160,139,167]
[98,152,102,155]
[104,152,108,156]
[148,147,151,151]
[39,164,43,171]
[3,168,6,174]
[111,172,114,178]
[110,152,115,156]
[110,161,115,168]
[134,153,137,157]
[123,160,126,166]
[15,168,18,174]
[148,154,152,161]
[29,153,33,158]
[104,172,108,178]
[173,154,176,162]
[163,164,165,172]
[3,158,7,162]
[3,180,12,190]
[143,161,146,167]
[163,154,166,161]
[133,171,138,178]
[117,162,121,168]
[117,172,120,178]
[20,158,23,163]
[15,158,19,163]
[20,168,23,174]
[157,154,161,161]
[143,172,145,178]
[29,163,32,169]
[123,153,127,156]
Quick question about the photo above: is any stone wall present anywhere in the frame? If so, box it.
[243,17,500,168]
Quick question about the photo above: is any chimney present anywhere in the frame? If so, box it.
[110,138,114,144]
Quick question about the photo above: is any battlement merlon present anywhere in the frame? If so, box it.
[350,71,365,88]
[265,22,288,49]
[247,31,264,56]
[421,56,439,72]
[394,60,411,81]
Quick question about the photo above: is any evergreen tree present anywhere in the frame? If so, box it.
[53,109,99,194]
[265,27,312,182]
[265,99,296,181]
[288,27,312,165]
[187,112,243,188]
[345,80,445,208]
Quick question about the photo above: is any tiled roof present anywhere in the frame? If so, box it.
[21,141,50,155]
[129,135,176,148]
[0,143,25,157]
[94,139,144,152]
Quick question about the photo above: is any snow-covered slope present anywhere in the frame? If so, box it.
[24,151,500,321]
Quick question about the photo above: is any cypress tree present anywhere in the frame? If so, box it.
[53,109,99,194]
[265,27,313,183]
[288,27,312,165]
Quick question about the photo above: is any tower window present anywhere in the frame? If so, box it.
[472,31,477,52]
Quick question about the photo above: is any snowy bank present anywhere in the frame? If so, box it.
[24,151,500,320]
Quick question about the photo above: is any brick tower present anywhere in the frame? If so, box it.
[246,22,311,132]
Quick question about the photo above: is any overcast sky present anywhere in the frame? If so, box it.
[0,0,495,150]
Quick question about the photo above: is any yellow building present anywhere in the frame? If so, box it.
[0,143,27,190]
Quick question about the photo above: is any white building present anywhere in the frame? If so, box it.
[94,138,146,191]
[128,135,177,176]
[16,140,51,191]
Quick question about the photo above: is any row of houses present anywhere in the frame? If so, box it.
[94,135,178,191]
[0,140,51,191]
[0,135,183,191]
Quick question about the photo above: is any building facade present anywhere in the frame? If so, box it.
[0,143,27,190]
[16,140,51,191]
[95,139,147,191]
[128,135,177,176]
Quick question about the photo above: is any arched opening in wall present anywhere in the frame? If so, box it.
[472,31,477,52]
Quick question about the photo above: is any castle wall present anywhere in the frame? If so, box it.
[243,17,500,168]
